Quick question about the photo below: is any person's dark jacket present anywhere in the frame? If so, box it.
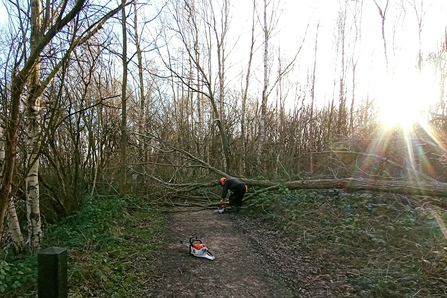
[221,178,246,199]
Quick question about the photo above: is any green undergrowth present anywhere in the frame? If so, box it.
[2,195,164,298]
[244,188,447,297]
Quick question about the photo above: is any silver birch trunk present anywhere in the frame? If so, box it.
[2,121,26,256]
[26,0,43,253]
[0,0,123,244]
[7,197,25,256]
[26,111,42,253]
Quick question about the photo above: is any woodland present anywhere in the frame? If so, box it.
[2,0,447,296]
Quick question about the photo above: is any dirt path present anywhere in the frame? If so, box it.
[148,209,293,298]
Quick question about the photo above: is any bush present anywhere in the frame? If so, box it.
[1,195,164,297]
[0,258,35,295]
[243,189,447,297]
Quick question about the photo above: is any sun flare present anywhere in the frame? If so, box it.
[376,70,439,129]
[379,99,424,128]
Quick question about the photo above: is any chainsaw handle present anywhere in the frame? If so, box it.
[189,237,203,245]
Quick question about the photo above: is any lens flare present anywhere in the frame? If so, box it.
[376,70,439,129]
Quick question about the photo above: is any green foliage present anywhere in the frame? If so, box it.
[243,189,447,297]
[0,258,35,295]
[2,195,164,297]
[47,195,164,297]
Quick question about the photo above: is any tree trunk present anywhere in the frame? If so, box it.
[25,117,42,253]
[0,0,123,245]
[241,1,256,175]
[337,4,347,137]
[210,0,231,173]
[242,178,447,198]
[0,124,4,184]
[0,74,23,245]
[7,197,25,256]
[257,0,269,167]
[0,97,22,256]
[350,62,356,136]
[0,124,22,255]
[216,2,229,173]
[373,0,389,72]
[349,0,363,136]
[310,24,319,174]
[121,2,128,194]
[134,0,146,168]
[25,0,44,254]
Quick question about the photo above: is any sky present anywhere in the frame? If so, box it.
[1,0,447,124]
[0,3,5,26]
[227,0,447,121]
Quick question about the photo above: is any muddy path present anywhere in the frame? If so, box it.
[148,209,295,298]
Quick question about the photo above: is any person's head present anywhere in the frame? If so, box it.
[220,177,227,186]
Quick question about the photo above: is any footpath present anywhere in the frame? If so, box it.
[148,209,293,297]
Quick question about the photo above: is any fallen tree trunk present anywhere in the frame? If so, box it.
[132,137,447,202]
[243,178,447,198]
[145,177,447,211]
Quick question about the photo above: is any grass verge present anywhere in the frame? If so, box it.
[243,188,447,297]
[2,195,164,298]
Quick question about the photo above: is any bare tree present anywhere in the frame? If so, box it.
[241,0,257,174]
[0,122,22,255]
[408,0,429,73]
[0,123,3,187]
[133,0,148,169]
[257,0,270,167]
[7,197,25,256]
[0,0,128,249]
[121,0,129,193]
[25,0,44,253]
[160,0,232,173]
[256,0,305,171]
[213,0,231,172]
[309,23,320,174]
[349,0,363,136]
[373,0,390,72]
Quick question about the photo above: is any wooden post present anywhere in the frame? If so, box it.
[38,247,68,298]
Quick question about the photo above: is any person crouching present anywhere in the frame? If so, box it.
[219,177,247,212]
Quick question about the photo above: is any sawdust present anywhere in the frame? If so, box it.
[147,208,295,297]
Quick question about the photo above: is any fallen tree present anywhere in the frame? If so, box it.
[131,134,447,208]
[243,178,447,197]
[139,176,447,210]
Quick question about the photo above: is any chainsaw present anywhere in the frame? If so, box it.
[214,189,241,213]
[214,199,226,213]
[214,193,233,213]
[181,236,215,261]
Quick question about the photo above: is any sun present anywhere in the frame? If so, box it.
[376,70,439,129]
[378,97,424,128]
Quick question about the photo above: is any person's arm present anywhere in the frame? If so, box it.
[221,182,229,199]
